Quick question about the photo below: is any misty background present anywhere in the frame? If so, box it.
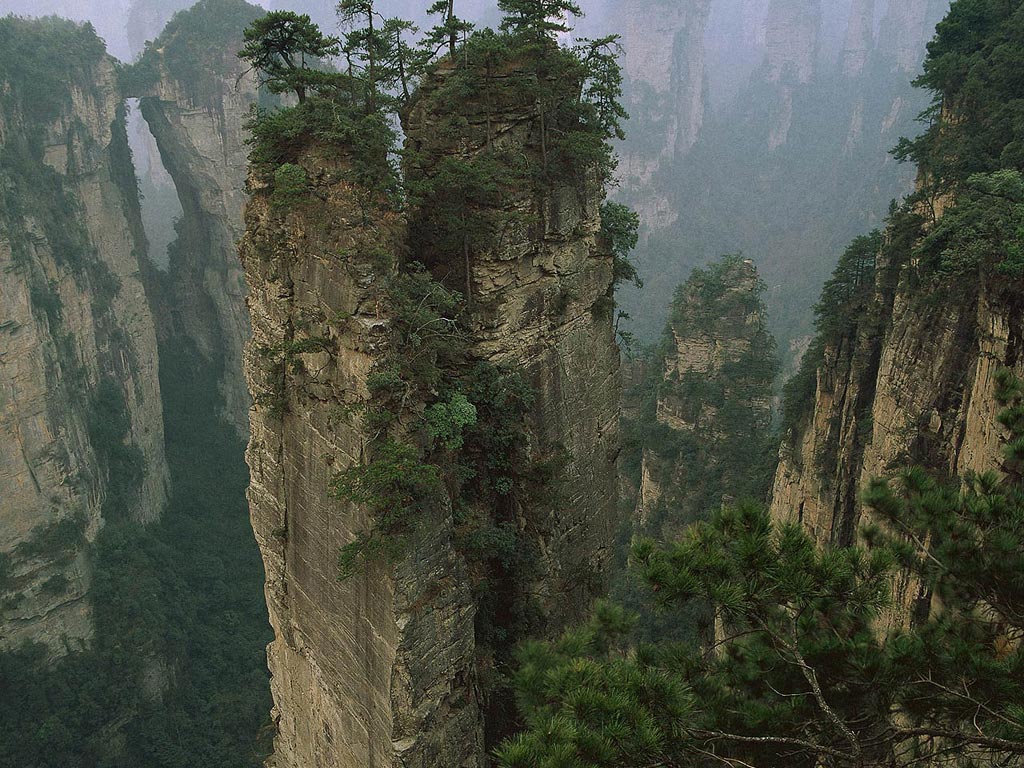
[0,0,949,360]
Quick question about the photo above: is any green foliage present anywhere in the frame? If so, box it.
[371,263,468,408]
[0,332,271,768]
[782,231,883,432]
[270,162,309,210]
[246,98,398,200]
[0,16,105,124]
[424,392,478,451]
[337,0,419,109]
[239,10,341,103]
[600,201,642,291]
[644,256,779,536]
[894,0,1024,190]
[87,378,146,520]
[422,0,474,61]
[915,169,1024,278]
[405,149,531,289]
[497,0,582,38]
[127,0,265,104]
[334,440,444,578]
[15,514,88,563]
[500,374,1024,768]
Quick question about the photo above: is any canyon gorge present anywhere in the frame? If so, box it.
[1,0,1023,766]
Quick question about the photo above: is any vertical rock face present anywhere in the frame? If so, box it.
[770,247,1021,626]
[0,18,166,654]
[241,147,482,768]
[840,0,876,77]
[876,0,949,72]
[637,258,776,537]
[764,0,821,84]
[762,0,821,148]
[243,56,620,767]
[131,0,263,437]
[404,63,621,633]
[615,0,713,228]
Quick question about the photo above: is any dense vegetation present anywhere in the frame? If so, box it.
[498,409,1024,766]
[0,327,271,768]
[615,256,779,646]
[124,0,264,105]
[496,1,1024,765]
[239,0,636,751]
[0,13,271,766]
[636,255,779,536]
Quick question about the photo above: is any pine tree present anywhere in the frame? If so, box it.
[422,0,473,61]
[238,11,341,103]
[497,375,1024,767]
[497,0,582,39]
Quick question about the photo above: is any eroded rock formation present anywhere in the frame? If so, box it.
[616,0,713,228]
[637,257,776,537]
[0,18,166,653]
[131,0,263,437]
[243,55,620,766]
[771,232,1022,627]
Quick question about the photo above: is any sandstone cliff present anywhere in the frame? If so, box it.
[636,257,777,539]
[0,17,166,654]
[771,227,1022,628]
[616,0,713,229]
[130,0,263,437]
[243,51,620,766]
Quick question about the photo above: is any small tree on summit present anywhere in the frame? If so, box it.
[238,11,340,103]
[498,0,582,38]
[423,0,473,60]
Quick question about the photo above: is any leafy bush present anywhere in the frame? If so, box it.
[334,440,444,578]
[600,201,642,291]
[270,163,309,210]
[915,170,1024,278]
[424,392,478,451]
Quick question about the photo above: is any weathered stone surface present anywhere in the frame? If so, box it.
[134,8,258,437]
[876,0,950,73]
[0,30,167,654]
[770,244,1021,629]
[405,63,621,632]
[840,0,876,77]
[246,58,620,765]
[242,150,484,767]
[615,0,713,229]
[637,258,775,535]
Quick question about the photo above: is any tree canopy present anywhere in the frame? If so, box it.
[238,11,340,103]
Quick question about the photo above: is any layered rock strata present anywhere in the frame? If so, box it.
[0,18,166,654]
[637,257,776,537]
[243,58,620,766]
[771,242,1021,627]
[131,0,263,436]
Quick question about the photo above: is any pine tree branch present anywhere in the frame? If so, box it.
[894,727,1024,753]
[691,728,853,761]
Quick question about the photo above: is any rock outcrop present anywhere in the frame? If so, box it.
[840,0,876,78]
[242,143,482,767]
[636,257,776,537]
[131,0,264,437]
[243,53,620,766]
[876,0,949,73]
[615,0,713,229]
[771,231,1022,628]
[0,17,166,654]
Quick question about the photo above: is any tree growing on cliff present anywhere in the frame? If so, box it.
[498,0,582,38]
[238,11,341,103]
[423,0,473,60]
[497,376,1024,768]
